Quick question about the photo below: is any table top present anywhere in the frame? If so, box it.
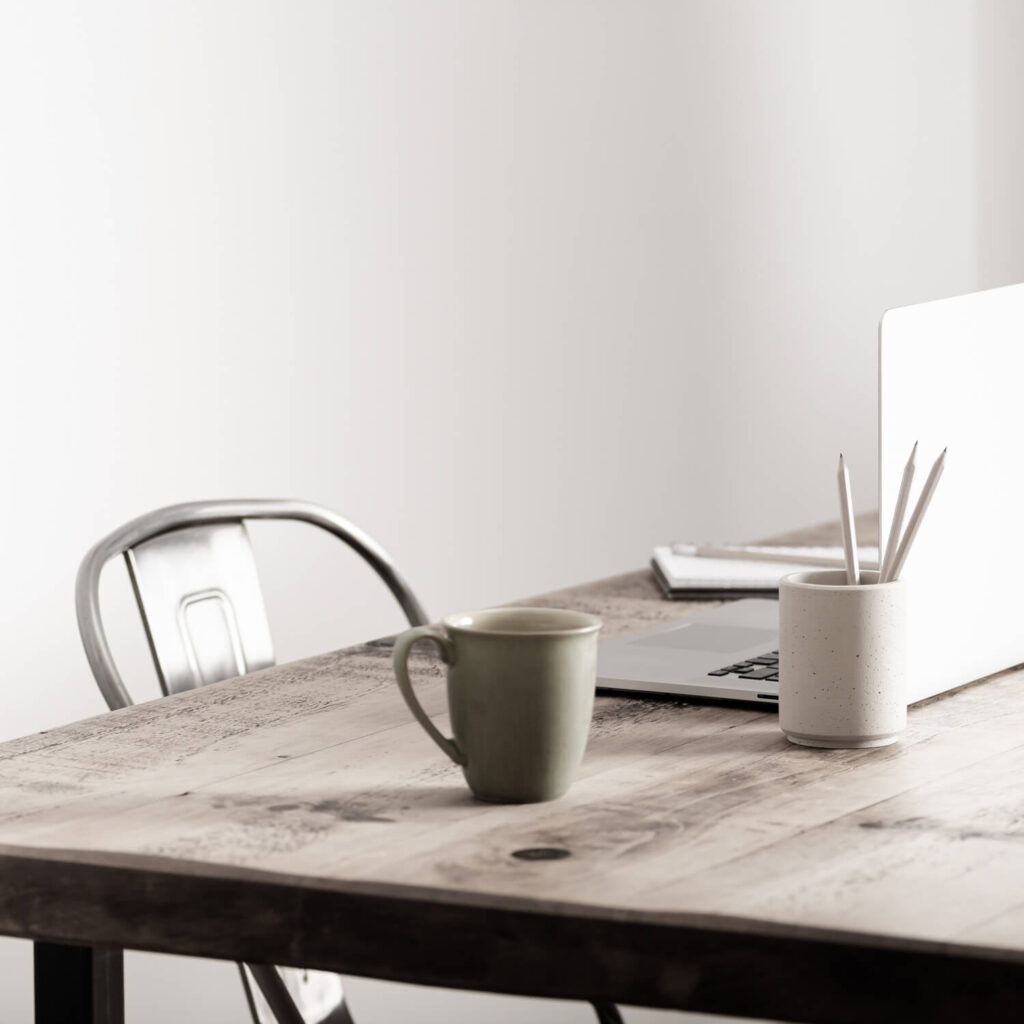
[2,516,1024,1023]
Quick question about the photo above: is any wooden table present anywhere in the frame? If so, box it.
[3,519,1024,1023]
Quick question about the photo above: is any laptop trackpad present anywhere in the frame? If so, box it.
[629,624,776,653]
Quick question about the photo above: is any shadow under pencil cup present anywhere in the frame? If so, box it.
[779,570,909,749]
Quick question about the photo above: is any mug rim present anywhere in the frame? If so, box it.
[444,606,602,638]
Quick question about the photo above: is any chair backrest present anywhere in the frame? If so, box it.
[77,499,429,710]
[126,522,276,696]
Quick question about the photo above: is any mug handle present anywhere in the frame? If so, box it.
[392,626,466,766]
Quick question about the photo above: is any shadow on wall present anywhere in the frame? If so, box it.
[977,0,1024,288]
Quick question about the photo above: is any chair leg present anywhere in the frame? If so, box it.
[321,992,357,1024]
[247,964,306,1024]
[238,964,262,1024]
[590,1001,624,1024]
[240,963,356,1024]
[246,960,598,1024]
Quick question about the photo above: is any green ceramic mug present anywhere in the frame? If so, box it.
[392,606,602,803]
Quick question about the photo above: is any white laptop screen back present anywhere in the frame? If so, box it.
[879,282,1024,703]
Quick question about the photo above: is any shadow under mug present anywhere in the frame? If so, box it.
[392,606,602,803]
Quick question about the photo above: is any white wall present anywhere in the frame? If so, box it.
[0,2,1017,1021]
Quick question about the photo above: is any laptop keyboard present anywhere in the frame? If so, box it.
[708,651,778,682]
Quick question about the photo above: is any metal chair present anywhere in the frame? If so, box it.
[75,499,426,1024]
[76,498,623,1024]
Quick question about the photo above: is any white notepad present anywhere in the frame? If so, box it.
[651,545,880,598]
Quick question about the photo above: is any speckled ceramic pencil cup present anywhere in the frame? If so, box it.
[779,570,909,749]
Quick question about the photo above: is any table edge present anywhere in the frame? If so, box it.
[1,842,1020,967]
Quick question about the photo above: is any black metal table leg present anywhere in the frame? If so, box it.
[34,942,124,1024]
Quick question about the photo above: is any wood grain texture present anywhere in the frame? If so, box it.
[3,515,1024,1022]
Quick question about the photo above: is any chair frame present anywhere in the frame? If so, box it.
[75,498,427,1024]
[76,498,429,712]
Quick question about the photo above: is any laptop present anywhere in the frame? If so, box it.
[598,598,782,704]
[599,282,1024,706]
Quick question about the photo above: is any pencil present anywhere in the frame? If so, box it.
[884,448,947,582]
[879,441,917,582]
[838,453,860,585]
